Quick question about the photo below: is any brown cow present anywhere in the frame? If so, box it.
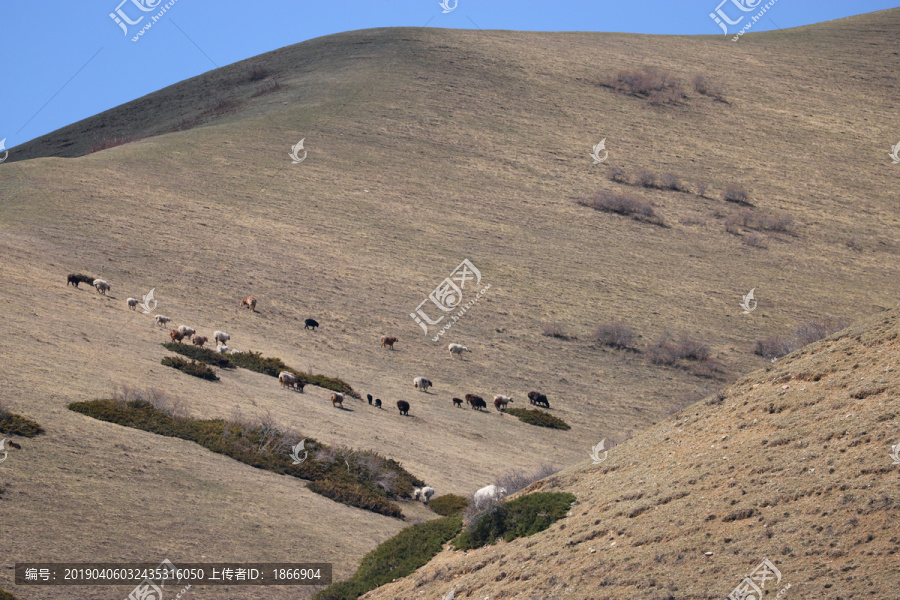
[169,329,185,344]
[191,335,208,348]
[331,393,344,408]
[452,397,463,408]
[240,296,257,311]
[381,335,398,350]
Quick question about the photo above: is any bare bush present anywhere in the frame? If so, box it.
[603,67,686,105]
[675,335,710,361]
[756,212,795,233]
[660,172,682,191]
[245,62,271,82]
[542,322,569,339]
[578,190,666,226]
[608,166,628,183]
[692,75,727,102]
[723,185,751,205]
[794,318,850,346]
[636,169,657,188]
[744,232,768,248]
[695,181,709,197]
[646,333,678,366]
[495,464,560,495]
[112,384,188,417]
[754,337,794,360]
[591,322,635,349]
[646,331,709,365]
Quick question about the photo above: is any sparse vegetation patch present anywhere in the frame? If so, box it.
[68,394,421,517]
[601,67,686,105]
[313,515,463,600]
[452,492,576,550]
[578,190,666,226]
[754,317,850,360]
[591,322,636,349]
[505,408,571,430]
[428,494,470,516]
[161,356,219,381]
[0,399,45,437]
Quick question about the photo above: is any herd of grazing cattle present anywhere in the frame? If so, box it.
[69,275,558,501]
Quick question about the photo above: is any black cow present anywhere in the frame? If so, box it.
[304,318,319,330]
[397,400,410,416]
[528,391,550,408]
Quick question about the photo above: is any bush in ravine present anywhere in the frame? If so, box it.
[452,492,576,550]
[428,494,470,516]
[0,399,45,437]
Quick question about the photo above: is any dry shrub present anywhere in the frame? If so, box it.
[695,181,709,197]
[578,190,666,226]
[794,318,850,346]
[495,464,561,496]
[692,75,727,102]
[646,330,709,365]
[636,169,657,188]
[542,322,569,339]
[756,212,795,233]
[660,172,682,191]
[250,77,282,98]
[591,322,635,349]
[608,166,628,183]
[744,232,768,248]
[723,185,751,205]
[112,384,188,417]
[244,62,271,82]
[754,336,794,360]
[603,67,686,105]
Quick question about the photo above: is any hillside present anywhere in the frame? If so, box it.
[361,305,900,600]
[1,7,899,599]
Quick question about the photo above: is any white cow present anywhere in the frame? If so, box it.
[473,484,507,509]
[448,343,470,358]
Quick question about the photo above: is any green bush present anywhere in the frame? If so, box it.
[164,344,356,396]
[162,343,235,368]
[0,586,20,600]
[428,494,470,516]
[0,407,45,437]
[313,515,463,600]
[68,399,422,518]
[505,408,571,430]
[452,492,575,550]
[161,356,219,381]
[307,478,402,519]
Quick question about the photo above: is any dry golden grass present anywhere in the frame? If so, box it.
[1,8,899,599]
[361,306,900,600]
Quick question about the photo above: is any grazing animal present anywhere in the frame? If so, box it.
[304,318,319,330]
[216,344,229,354]
[452,397,463,408]
[413,486,435,502]
[367,394,373,405]
[155,315,172,327]
[527,391,550,408]
[293,380,306,393]
[413,377,433,392]
[93,279,111,295]
[448,343,470,358]
[67,274,80,287]
[240,296,257,311]
[473,484,508,509]
[493,395,514,411]
[126,298,138,310]
[213,330,230,345]
[177,325,196,338]
[279,371,298,389]
[8,440,21,450]
[227,348,243,355]
[374,398,382,408]
[465,394,487,411]
[169,329,185,344]
[381,335,398,350]
[397,400,410,416]
[191,335,208,347]
[331,392,344,408]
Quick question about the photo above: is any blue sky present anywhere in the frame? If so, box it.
[2,0,897,148]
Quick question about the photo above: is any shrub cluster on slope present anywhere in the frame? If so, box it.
[0,400,45,437]
[600,67,686,105]
[505,408,571,430]
[162,343,356,396]
[754,317,851,360]
[68,398,421,517]
[313,515,463,600]
[578,190,666,227]
[161,356,219,381]
[428,494,470,517]
[452,492,576,550]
